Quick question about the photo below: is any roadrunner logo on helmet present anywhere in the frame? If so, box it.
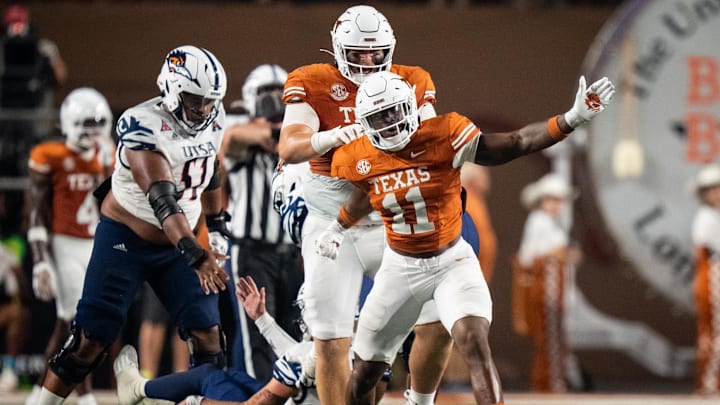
[157,45,227,134]
[356,71,418,152]
[331,5,396,85]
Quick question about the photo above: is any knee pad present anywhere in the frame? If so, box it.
[187,328,227,369]
[49,325,108,386]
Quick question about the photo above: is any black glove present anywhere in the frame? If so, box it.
[206,211,232,239]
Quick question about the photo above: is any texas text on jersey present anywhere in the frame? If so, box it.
[331,112,480,256]
[29,142,105,237]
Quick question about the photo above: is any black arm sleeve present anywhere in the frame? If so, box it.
[147,180,183,225]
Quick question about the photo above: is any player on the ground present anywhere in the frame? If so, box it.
[35,45,231,405]
[113,276,306,405]
[26,87,114,405]
[113,276,391,405]
[316,71,614,405]
[279,6,450,404]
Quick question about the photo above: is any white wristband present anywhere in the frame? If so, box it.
[27,226,49,243]
[310,129,337,155]
[330,219,348,233]
[563,110,587,129]
[254,312,275,330]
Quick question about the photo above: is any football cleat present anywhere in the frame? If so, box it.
[114,345,148,405]
[403,389,417,405]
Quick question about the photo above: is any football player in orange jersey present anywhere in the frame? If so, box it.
[26,87,114,405]
[691,164,720,395]
[278,6,448,405]
[315,71,614,405]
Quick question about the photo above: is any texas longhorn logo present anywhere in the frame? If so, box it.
[585,93,602,112]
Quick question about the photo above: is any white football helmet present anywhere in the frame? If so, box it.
[60,87,112,153]
[356,71,418,152]
[242,64,287,120]
[331,5,395,85]
[157,45,227,134]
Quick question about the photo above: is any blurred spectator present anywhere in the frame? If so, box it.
[514,173,580,392]
[222,64,303,381]
[1,3,67,110]
[690,164,720,395]
[0,3,68,239]
[0,191,31,393]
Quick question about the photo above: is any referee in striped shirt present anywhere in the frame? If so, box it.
[221,64,303,382]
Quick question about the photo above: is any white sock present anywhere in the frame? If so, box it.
[24,385,42,405]
[37,387,65,405]
[408,389,436,405]
[77,393,98,405]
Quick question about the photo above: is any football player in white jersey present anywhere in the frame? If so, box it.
[35,45,231,405]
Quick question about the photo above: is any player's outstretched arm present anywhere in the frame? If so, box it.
[474,76,615,166]
[236,276,298,355]
[236,275,267,321]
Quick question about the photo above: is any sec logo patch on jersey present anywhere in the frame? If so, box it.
[330,83,350,101]
[356,159,371,175]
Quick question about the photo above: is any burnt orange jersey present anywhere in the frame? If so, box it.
[332,113,480,255]
[28,142,105,238]
[283,63,436,176]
